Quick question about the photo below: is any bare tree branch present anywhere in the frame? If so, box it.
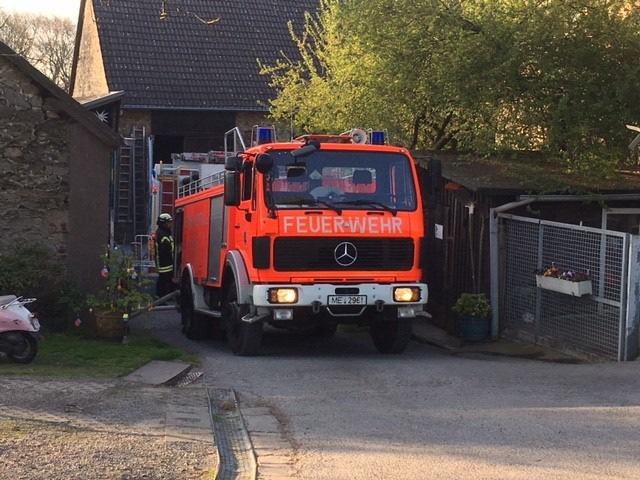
[0,9,75,91]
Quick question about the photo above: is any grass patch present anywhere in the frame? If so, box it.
[0,332,197,378]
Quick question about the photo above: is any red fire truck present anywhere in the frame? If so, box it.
[174,127,428,355]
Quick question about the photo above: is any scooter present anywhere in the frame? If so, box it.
[0,295,41,364]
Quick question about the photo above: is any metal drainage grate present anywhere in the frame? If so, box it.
[174,371,204,387]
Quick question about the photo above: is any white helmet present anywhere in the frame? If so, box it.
[157,213,173,224]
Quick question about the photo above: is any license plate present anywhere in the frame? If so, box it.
[328,295,367,306]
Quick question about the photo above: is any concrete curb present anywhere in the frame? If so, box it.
[208,387,256,480]
[412,321,585,363]
[123,360,193,385]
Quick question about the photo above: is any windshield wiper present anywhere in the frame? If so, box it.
[274,197,343,214]
[335,199,397,216]
[314,200,342,215]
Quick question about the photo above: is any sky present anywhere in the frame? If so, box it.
[0,0,81,20]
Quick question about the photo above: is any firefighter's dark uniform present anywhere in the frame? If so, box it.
[154,213,175,298]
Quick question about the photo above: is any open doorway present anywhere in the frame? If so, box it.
[153,135,184,165]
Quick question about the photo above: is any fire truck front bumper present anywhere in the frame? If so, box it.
[249,283,428,321]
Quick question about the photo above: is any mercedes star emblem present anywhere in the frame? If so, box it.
[334,241,357,267]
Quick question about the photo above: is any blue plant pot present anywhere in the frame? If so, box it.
[458,315,490,342]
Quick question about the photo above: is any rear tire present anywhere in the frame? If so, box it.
[370,319,412,354]
[224,280,262,356]
[8,334,38,363]
[181,282,208,340]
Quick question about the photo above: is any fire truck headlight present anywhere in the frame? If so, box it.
[268,288,298,304]
[393,287,421,303]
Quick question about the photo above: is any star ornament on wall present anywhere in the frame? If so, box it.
[95,110,109,123]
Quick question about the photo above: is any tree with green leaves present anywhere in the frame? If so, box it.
[261,0,640,175]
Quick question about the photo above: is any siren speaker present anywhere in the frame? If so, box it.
[350,128,367,144]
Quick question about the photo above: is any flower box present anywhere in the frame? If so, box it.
[535,275,592,297]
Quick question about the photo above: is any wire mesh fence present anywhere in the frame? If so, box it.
[500,214,631,361]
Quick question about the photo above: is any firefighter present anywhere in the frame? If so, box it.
[154,213,175,299]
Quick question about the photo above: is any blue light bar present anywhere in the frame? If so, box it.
[257,126,274,144]
[252,125,276,145]
[369,130,386,145]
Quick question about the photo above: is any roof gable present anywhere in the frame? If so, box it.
[77,0,318,111]
[0,41,120,147]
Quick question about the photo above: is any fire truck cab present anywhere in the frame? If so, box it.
[174,127,428,355]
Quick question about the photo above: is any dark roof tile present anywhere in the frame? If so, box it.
[92,0,318,111]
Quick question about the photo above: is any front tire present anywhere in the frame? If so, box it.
[224,280,262,356]
[8,334,38,363]
[370,319,412,354]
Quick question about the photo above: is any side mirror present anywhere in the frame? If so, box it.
[224,171,241,206]
[255,153,274,174]
[225,155,242,172]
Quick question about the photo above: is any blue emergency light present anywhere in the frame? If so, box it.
[254,125,276,145]
[369,130,387,145]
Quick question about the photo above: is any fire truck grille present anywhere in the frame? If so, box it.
[273,237,415,272]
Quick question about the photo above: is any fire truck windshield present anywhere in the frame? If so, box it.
[264,150,417,212]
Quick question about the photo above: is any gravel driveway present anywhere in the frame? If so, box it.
[0,374,217,479]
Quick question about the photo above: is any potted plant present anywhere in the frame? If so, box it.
[535,264,592,297]
[87,246,153,339]
[452,293,492,342]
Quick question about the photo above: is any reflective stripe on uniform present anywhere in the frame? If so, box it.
[155,234,174,272]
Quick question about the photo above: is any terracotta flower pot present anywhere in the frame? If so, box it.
[95,310,127,339]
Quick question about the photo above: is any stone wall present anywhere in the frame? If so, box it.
[0,62,72,261]
[120,110,152,137]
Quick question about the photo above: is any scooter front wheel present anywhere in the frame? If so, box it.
[8,334,38,364]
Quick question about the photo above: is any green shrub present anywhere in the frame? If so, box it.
[0,244,86,332]
[452,293,492,318]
